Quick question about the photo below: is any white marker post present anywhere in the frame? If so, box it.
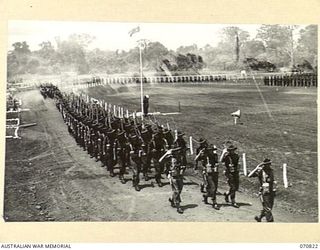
[118,106,121,117]
[189,136,194,155]
[174,130,178,140]
[283,163,288,188]
[242,153,247,176]
[234,116,238,125]
[113,105,116,116]
[126,109,129,118]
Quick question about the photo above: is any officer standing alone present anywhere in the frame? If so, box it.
[143,95,149,116]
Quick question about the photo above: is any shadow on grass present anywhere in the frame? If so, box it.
[181,204,198,211]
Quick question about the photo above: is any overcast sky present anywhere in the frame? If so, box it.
[8,21,303,52]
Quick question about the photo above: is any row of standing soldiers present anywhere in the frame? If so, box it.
[263,73,317,87]
[77,74,228,86]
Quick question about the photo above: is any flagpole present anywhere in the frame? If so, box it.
[139,42,144,121]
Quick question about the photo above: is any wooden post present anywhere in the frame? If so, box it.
[242,153,247,176]
[234,116,238,125]
[189,136,193,155]
[283,163,288,188]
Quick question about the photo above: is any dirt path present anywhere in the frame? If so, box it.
[4,89,313,222]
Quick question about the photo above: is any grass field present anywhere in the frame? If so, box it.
[84,82,318,220]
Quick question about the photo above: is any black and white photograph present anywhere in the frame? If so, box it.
[4,21,318,223]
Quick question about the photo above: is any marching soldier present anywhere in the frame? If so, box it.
[141,128,152,181]
[195,144,220,210]
[163,128,174,149]
[105,129,117,177]
[162,147,186,214]
[249,158,276,222]
[173,131,188,167]
[150,130,167,187]
[194,138,208,193]
[128,134,143,191]
[114,131,129,184]
[221,145,240,208]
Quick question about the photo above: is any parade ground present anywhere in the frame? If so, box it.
[4,82,318,222]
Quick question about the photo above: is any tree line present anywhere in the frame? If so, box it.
[7,24,317,79]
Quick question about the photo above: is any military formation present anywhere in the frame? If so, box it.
[77,74,228,86]
[263,73,317,87]
[39,83,277,220]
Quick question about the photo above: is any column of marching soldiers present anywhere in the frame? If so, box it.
[39,83,277,221]
[263,73,317,87]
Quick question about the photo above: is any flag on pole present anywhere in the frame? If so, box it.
[128,26,140,37]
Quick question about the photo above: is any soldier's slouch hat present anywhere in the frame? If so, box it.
[227,145,237,151]
[262,158,272,165]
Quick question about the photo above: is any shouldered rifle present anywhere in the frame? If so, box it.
[194,148,205,163]
[248,162,264,178]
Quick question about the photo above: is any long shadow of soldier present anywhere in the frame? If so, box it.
[139,183,155,190]
[219,202,252,208]
[180,204,198,211]
[183,182,199,186]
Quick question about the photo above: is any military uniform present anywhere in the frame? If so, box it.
[198,146,220,210]
[114,131,129,183]
[150,131,167,187]
[105,129,117,176]
[166,147,186,214]
[173,132,188,167]
[128,134,143,191]
[250,158,276,222]
[143,95,149,116]
[194,138,208,193]
[141,128,152,181]
[222,145,240,208]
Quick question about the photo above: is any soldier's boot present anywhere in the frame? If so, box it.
[156,180,163,187]
[155,176,163,187]
[212,202,220,210]
[108,165,115,176]
[144,173,149,181]
[231,200,240,208]
[202,195,209,204]
[177,206,184,214]
[135,185,141,192]
[254,215,262,222]
[224,192,230,203]
[200,183,205,193]
[95,155,100,162]
[119,175,126,184]
[168,198,176,207]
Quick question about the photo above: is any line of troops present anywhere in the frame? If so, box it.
[77,74,228,86]
[263,73,317,87]
[39,84,276,221]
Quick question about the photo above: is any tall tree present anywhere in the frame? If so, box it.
[256,25,298,67]
[218,26,249,66]
[242,40,266,58]
[296,25,318,68]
